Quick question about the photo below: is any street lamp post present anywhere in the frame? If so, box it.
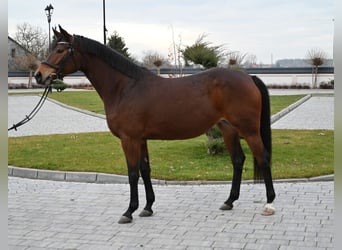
[103,0,107,45]
[45,4,54,51]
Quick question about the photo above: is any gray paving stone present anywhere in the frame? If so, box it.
[8,177,334,249]
[272,96,334,130]
[8,95,109,137]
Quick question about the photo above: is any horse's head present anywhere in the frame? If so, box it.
[35,25,80,85]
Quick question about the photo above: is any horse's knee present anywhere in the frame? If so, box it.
[128,173,139,186]
[140,165,151,179]
[232,153,245,169]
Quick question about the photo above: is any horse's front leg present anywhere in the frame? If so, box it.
[139,141,155,217]
[118,138,141,224]
[217,122,245,211]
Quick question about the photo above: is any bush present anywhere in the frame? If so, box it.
[207,137,225,155]
[319,80,334,89]
[267,83,310,89]
[52,79,68,92]
[206,125,225,155]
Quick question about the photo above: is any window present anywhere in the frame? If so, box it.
[11,48,16,58]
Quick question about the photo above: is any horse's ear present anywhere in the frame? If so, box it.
[58,25,73,42]
[52,27,61,38]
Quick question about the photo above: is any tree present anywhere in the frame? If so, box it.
[107,31,130,58]
[168,25,183,77]
[182,34,225,69]
[13,23,46,88]
[14,53,38,88]
[306,48,327,88]
[142,50,168,75]
[227,51,247,70]
[244,54,258,68]
[14,22,48,60]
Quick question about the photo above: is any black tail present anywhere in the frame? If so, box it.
[251,75,272,182]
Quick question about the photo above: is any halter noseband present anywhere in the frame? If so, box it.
[41,40,76,80]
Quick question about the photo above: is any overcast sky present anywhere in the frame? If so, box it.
[8,0,334,64]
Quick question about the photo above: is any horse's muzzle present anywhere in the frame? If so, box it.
[34,71,43,85]
[34,71,56,85]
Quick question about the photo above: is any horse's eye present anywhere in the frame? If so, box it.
[57,49,64,54]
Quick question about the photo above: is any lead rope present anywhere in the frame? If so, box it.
[8,85,52,131]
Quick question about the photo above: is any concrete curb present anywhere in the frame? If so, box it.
[45,96,106,120]
[8,166,334,185]
[271,94,311,124]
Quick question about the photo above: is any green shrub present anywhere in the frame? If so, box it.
[319,80,334,89]
[207,137,225,155]
[206,125,225,155]
[52,79,68,92]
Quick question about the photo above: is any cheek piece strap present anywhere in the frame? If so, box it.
[41,41,76,80]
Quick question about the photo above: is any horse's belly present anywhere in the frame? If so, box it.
[145,113,219,140]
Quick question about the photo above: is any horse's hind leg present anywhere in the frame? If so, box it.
[244,134,276,215]
[217,121,246,210]
[139,141,155,217]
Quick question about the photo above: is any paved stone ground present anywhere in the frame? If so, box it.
[271,96,334,130]
[8,95,108,137]
[8,177,334,250]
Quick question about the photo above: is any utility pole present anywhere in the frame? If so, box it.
[103,0,107,45]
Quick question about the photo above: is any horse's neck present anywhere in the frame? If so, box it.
[81,55,129,102]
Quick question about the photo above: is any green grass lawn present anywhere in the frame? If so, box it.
[8,91,333,180]
[49,91,106,114]
[46,90,305,116]
[8,130,333,181]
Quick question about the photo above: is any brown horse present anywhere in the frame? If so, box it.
[35,26,275,223]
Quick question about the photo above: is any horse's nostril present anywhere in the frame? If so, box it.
[35,72,42,84]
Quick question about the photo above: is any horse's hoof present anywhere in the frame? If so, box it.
[220,203,233,210]
[261,203,275,216]
[139,209,153,217]
[118,215,132,224]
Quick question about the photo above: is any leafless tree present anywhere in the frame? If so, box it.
[306,48,327,88]
[14,22,48,61]
[227,51,247,70]
[244,54,258,68]
[14,53,38,88]
[12,23,47,87]
[168,25,184,77]
[142,50,168,75]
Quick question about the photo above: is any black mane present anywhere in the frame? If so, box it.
[74,35,145,80]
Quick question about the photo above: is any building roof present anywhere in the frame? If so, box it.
[8,36,32,54]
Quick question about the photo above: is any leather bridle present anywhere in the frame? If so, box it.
[41,40,77,80]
